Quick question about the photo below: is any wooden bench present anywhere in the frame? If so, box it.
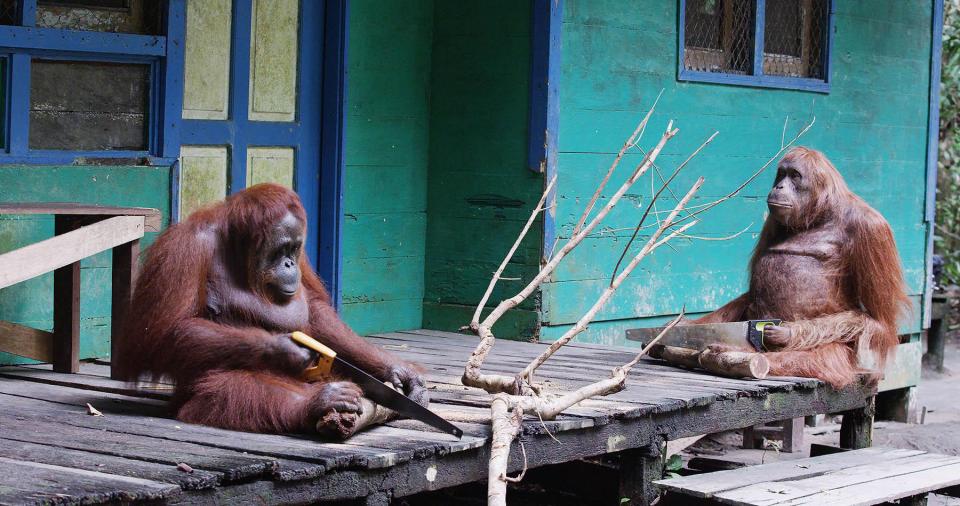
[0,203,161,377]
[656,447,960,505]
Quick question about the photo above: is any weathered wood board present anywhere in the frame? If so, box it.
[0,329,872,504]
[656,447,960,506]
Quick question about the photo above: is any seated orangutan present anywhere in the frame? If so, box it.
[694,147,910,388]
[115,183,427,438]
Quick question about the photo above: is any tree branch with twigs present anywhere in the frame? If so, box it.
[459,99,814,505]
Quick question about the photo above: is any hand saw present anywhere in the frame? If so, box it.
[624,319,782,352]
[291,331,463,439]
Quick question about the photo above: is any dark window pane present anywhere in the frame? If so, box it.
[683,0,755,75]
[0,0,17,25]
[29,60,150,151]
[763,0,828,79]
[37,0,163,35]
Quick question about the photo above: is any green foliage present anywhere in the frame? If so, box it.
[936,1,960,283]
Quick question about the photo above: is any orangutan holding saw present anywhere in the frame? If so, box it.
[694,147,910,388]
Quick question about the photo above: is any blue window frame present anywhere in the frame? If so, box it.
[678,0,833,93]
[0,0,182,165]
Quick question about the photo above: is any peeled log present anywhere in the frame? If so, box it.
[651,345,702,369]
[698,349,770,379]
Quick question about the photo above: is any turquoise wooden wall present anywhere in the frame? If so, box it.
[422,1,540,338]
[342,0,538,338]
[340,0,434,336]
[0,166,170,364]
[541,0,934,345]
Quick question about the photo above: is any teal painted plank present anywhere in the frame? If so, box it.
[341,212,427,260]
[341,299,423,337]
[341,0,434,334]
[341,256,425,304]
[422,0,539,338]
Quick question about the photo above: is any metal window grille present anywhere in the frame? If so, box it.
[0,0,17,25]
[683,0,756,75]
[763,0,828,79]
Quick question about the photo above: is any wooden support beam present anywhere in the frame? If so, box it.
[0,215,145,289]
[0,321,54,362]
[618,443,664,506]
[52,217,81,374]
[840,396,875,450]
[110,240,140,380]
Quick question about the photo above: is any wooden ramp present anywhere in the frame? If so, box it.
[656,447,960,505]
[0,329,873,504]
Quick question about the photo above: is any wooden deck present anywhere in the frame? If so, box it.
[0,329,874,505]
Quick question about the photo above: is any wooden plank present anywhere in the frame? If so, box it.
[0,215,145,289]
[0,364,173,401]
[0,413,279,483]
[716,453,960,506]
[876,341,922,392]
[0,320,54,362]
[654,447,926,498]
[794,464,959,505]
[0,203,162,231]
[53,216,81,373]
[110,239,139,380]
[0,456,180,504]
[0,378,476,474]
[0,438,220,491]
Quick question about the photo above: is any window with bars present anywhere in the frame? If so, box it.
[679,0,831,92]
[0,0,177,164]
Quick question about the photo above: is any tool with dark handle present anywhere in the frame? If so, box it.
[291,331,463,439]
[625,319,782,351]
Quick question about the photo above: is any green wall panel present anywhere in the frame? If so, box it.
[422,0,540,339]
[0,166,170,364]
[544,0,935,345]
[341,0,434,335]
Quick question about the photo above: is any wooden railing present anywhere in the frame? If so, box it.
[0,204,161,377]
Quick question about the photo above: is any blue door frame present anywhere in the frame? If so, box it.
[172,0,348,305]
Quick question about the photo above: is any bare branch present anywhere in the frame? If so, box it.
[519,178,704,381]
[672,117,815,227]
[471,175,558,328]
[610,132,718,284]
[622,310,686,369]
[573,90,663,236]
[676,222,753,242]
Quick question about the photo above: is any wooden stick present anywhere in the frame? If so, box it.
[698,349,770,379]
[651,345,702,369]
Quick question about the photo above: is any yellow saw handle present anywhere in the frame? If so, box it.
[291,331,337,381]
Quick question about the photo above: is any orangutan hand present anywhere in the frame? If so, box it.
[763,325,793,350]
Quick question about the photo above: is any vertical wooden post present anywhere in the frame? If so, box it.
[782,417,805,453]
[52,216,81,373]
[840,396,875,450]
[925,310,946,372]
[619,443,664,506]
[110,239,140,379]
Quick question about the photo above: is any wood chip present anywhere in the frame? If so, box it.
[176,463,194,473]
[85,403,103,417]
